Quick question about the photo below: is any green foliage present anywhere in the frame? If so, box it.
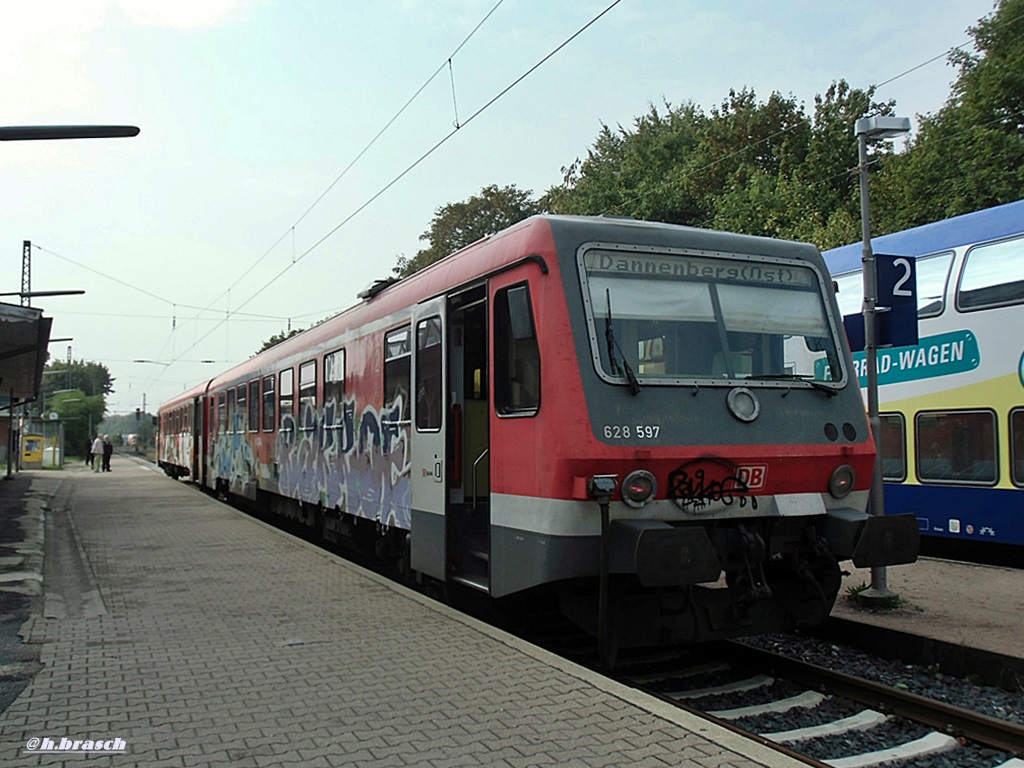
[255,327,303,355]
[393,184,541,279]
[543,81,899,250]
[877,0,1024,232]
[39,360,112,454]
[41,360,114,398]
[48,389,106,456]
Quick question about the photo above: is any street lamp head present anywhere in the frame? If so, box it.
[855,116,911,140]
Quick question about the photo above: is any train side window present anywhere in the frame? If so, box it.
[1011,409,1024,488]
[834,251,953,319]
[216,392,225,434]
[384,326,411,423]
[324,348,346,425]
[236,384,247,432]
[279,368,294,431]
[879,413,907,482]
[248,380,260,432]
[833,272,862,318]
[415,318,442,431]
[957,235,1024,311]
[915,251,954,317]
[299,360,316,432]
[916,410,997,485]
[262,374,275,432]
[226,388,236,434]
[495,283,540,416]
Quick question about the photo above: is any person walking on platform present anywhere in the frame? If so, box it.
[86,438,95,468]
[91,435,104,473]
[102,436,113,472]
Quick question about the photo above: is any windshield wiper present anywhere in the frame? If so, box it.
[745,374,838,397]
[604,290,641,396]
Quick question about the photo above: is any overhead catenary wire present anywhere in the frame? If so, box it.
[171,0,626,363]
[69,0,511,384]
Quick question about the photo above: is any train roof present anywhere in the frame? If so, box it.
[157,378,214,412]
[175,214,827,400]
[822,198,1024,275]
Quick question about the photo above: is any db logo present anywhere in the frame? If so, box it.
[735,465,768,491]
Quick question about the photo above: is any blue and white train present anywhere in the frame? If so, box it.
[823,199,1024,561]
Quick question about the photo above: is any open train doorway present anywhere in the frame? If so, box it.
[447,287,490,591]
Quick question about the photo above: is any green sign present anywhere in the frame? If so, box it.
[818,330,980,386]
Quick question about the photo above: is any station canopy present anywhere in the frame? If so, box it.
[0,301,52,412]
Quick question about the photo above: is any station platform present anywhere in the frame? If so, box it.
[833,556,1024,662]
[0,458,803,767]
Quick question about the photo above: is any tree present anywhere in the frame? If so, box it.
[41,360,114,398]
[49,389,106,457]
[876,0,1024,231]
[255,328,303,355]
[544,82,892,250]
[543,102,707,224]
[39,360,112,455]
[393,184,541,279]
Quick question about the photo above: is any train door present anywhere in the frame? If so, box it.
[410,296,448,581]
[447,287,490,592]
[191,396,202,482]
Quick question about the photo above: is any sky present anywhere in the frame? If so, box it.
[0,0,998,416]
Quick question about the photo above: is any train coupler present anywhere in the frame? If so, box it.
[733,526,772,609]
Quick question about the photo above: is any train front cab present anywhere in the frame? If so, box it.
[401,217,919,654]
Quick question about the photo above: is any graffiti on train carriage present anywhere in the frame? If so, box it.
[271,395,412,529]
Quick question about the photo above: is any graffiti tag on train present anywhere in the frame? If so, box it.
[668,458,759,513]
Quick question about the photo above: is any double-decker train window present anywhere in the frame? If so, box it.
[248,380,260,432]
[279,368,294,431]
[916,410,997,485]
[880,413,907,482]
[957,235,1024,311]
[1011,408,1024,488]
[914,251,954,317]
[415,318,442,431]
[384,326,411,423]
[834,251,953,319]
[299,360,316,432]
[324,348,345,425]
[495,284,540,416]
[262,374,275,432]
[833,271,862,318]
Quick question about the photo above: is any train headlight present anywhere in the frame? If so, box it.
[622,469,657,508]
[829,464,855,499]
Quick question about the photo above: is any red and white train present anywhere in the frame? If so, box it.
[158,215,918,653]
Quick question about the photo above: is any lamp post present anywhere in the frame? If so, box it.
[855,115,911,604]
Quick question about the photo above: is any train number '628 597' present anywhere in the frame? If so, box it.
[603,424,661,440]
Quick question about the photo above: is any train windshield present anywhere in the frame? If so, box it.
[580,247,844,387]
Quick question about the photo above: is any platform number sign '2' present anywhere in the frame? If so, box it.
[875,253,919,348]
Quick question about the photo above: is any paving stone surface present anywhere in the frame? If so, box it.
[1,460,800,767]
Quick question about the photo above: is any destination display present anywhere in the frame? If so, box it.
[584,250,816,288]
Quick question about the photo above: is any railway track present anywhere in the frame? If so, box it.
[169,459,1024,767]
[616,641,1024,768]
